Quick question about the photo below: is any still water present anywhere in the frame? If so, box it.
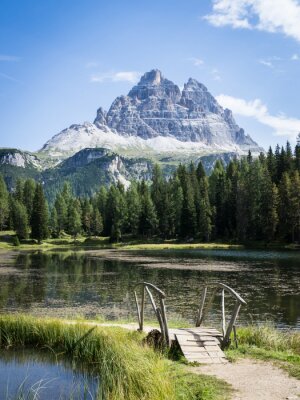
[0,249,299,329]
[0,349,98,399]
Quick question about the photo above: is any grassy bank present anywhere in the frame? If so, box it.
[227,325,300,379]
[0,315,230,400]
[1,230,298,252]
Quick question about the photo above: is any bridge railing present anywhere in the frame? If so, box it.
[134,282,170,346]
[196,282,246,348]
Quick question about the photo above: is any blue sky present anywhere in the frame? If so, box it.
[0,0,300,151]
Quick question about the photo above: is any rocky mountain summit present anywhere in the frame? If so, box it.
[0,69,263,195]
[41,69,261,162]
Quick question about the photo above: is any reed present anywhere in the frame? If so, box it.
[0,315,229,400]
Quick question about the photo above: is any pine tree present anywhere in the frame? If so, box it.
[196,162,212,241]
[49,207,59,238]
[31,184,49,243]
[81,199,93,235]
[295,134,300,171]
[91,207,103,236]
[11,199,29,239]
[105,186,126,241]
[266,146,276,181]
[0,174,9,230]
[139,182,158,237]
[67,199,82,239]
[177,165,196,238]
[260,169,278,241]
[278,172,292,241]
[54,194,68,235]
[23,179,36,220]
[290,171,300,242]
[169,176,183,237]
[14,179,24,203]
[126,183,141,236]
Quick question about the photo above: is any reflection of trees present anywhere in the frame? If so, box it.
[0,250,299,328]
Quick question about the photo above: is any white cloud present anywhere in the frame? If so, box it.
[211,68,221,80]
[291,53,299,60]
[205,0,300,43]
[216,93,300,139]
[189,57,204,66]
[90,71,141,83]
[0,54,20,62]
[259,59,274,68]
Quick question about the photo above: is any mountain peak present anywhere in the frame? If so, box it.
[184,78,207,92]
[139,69,163,85]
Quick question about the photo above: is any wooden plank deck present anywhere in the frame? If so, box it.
[171,327,228,364]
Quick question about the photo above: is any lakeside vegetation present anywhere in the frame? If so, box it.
[1,141,300,247]
[0,315,231,400]
[227,325,300,379]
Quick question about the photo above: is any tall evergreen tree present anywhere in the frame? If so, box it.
[67,199,82,239]
[23,179,36,220]
[11,199,29,239]
[126,183,141,236]
[139,181,158,237]
[0,174,9,230]
[91,207,103,236]
[31,184,49,243]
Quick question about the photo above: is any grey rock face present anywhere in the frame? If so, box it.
[94,69,260,150]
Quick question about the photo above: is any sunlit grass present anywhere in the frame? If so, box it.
[0,315,230,400]
[226,325,300,379]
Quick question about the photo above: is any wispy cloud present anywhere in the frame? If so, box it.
[0,72,21,83]
[85,61,100,68]
[259,59,274,68]
[90,71,141,83]
[0,54,20,62]
[204,0,300,43]
[189,57,204,66]
[211,68,221,81]
[216,93,300,139]
[291,53,299,61]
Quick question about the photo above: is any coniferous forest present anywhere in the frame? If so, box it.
[1,141,300,244]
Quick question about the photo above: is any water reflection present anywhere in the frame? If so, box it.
[0,348,99,400]
[0,249,299,329]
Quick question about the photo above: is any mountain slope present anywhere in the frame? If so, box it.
[40,69,262,163]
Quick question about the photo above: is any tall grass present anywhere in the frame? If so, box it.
[0,315,229,400]
[227,325,300,379]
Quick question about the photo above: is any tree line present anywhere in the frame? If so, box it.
[1,140,300,244]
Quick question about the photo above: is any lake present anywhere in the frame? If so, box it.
[0,348,99,399]
[0,248,299,329]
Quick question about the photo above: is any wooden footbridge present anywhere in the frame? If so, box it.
[134,282,246,364]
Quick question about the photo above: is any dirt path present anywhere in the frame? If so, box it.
[192,358,300,400]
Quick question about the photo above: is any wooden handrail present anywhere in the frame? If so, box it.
[196,282,246,348]
[134,282,166,298]
[134,282,170,346]
[217,283,246,305]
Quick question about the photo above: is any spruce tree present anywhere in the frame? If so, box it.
[278,172,292,241]
[31,184,49,243]
[260,168,278,241]
[290,171,300,242]
[23,179,36,221]
[54,194,68,235]
[0,174,9,230]
[11,199,29,239]
[197,163,212,241]
[126,183,141,236]
[139,182,158,237]
[49,207,59,238]
[91,208,103,236]
[67,199,82,239]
